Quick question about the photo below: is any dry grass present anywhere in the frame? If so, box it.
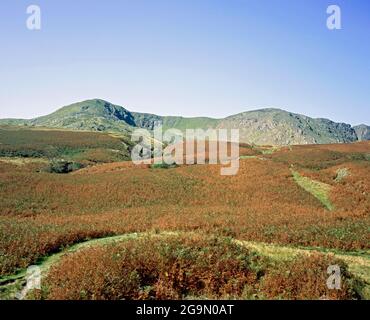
[37,234,359,300]
[0,139,369,300]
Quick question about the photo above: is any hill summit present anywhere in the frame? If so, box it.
[0,99,364,145]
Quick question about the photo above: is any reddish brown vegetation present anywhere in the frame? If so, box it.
[0,141,369,278]
[260,254,359,300]
[40,235,357,300]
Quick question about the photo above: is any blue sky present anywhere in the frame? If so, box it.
[0,0,369,125]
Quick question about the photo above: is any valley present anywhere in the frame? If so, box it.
[0,124,368,300]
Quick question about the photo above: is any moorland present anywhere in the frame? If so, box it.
[0,124,368,300]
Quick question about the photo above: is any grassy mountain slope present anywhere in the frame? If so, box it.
[0,126,132,164]
[0,99,362,145]
[216,108,358,145]
[130,112,218,131]
[162,116,219,131]
[0,119,28,126]
[26,99,134,134]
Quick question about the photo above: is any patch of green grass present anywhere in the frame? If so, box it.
[239,155,268,161]
[239,155,258,159]
[150,163,179,169]
[291,169,334,210]
[235,240,302,263]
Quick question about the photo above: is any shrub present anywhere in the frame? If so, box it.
[38,237,362,300]
[46,160,85,174]
[260,254,360,300]
[41,235,261,300]
[150,163,179,169]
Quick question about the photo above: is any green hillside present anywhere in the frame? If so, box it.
[0,126,132,166]
[0,99,364,146]
[216,108,358,145]
[25,99,134,134]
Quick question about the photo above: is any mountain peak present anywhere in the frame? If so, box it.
[26,99,135,132]
[0,99,366,145]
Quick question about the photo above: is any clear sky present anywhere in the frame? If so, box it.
[0,0,369,125]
